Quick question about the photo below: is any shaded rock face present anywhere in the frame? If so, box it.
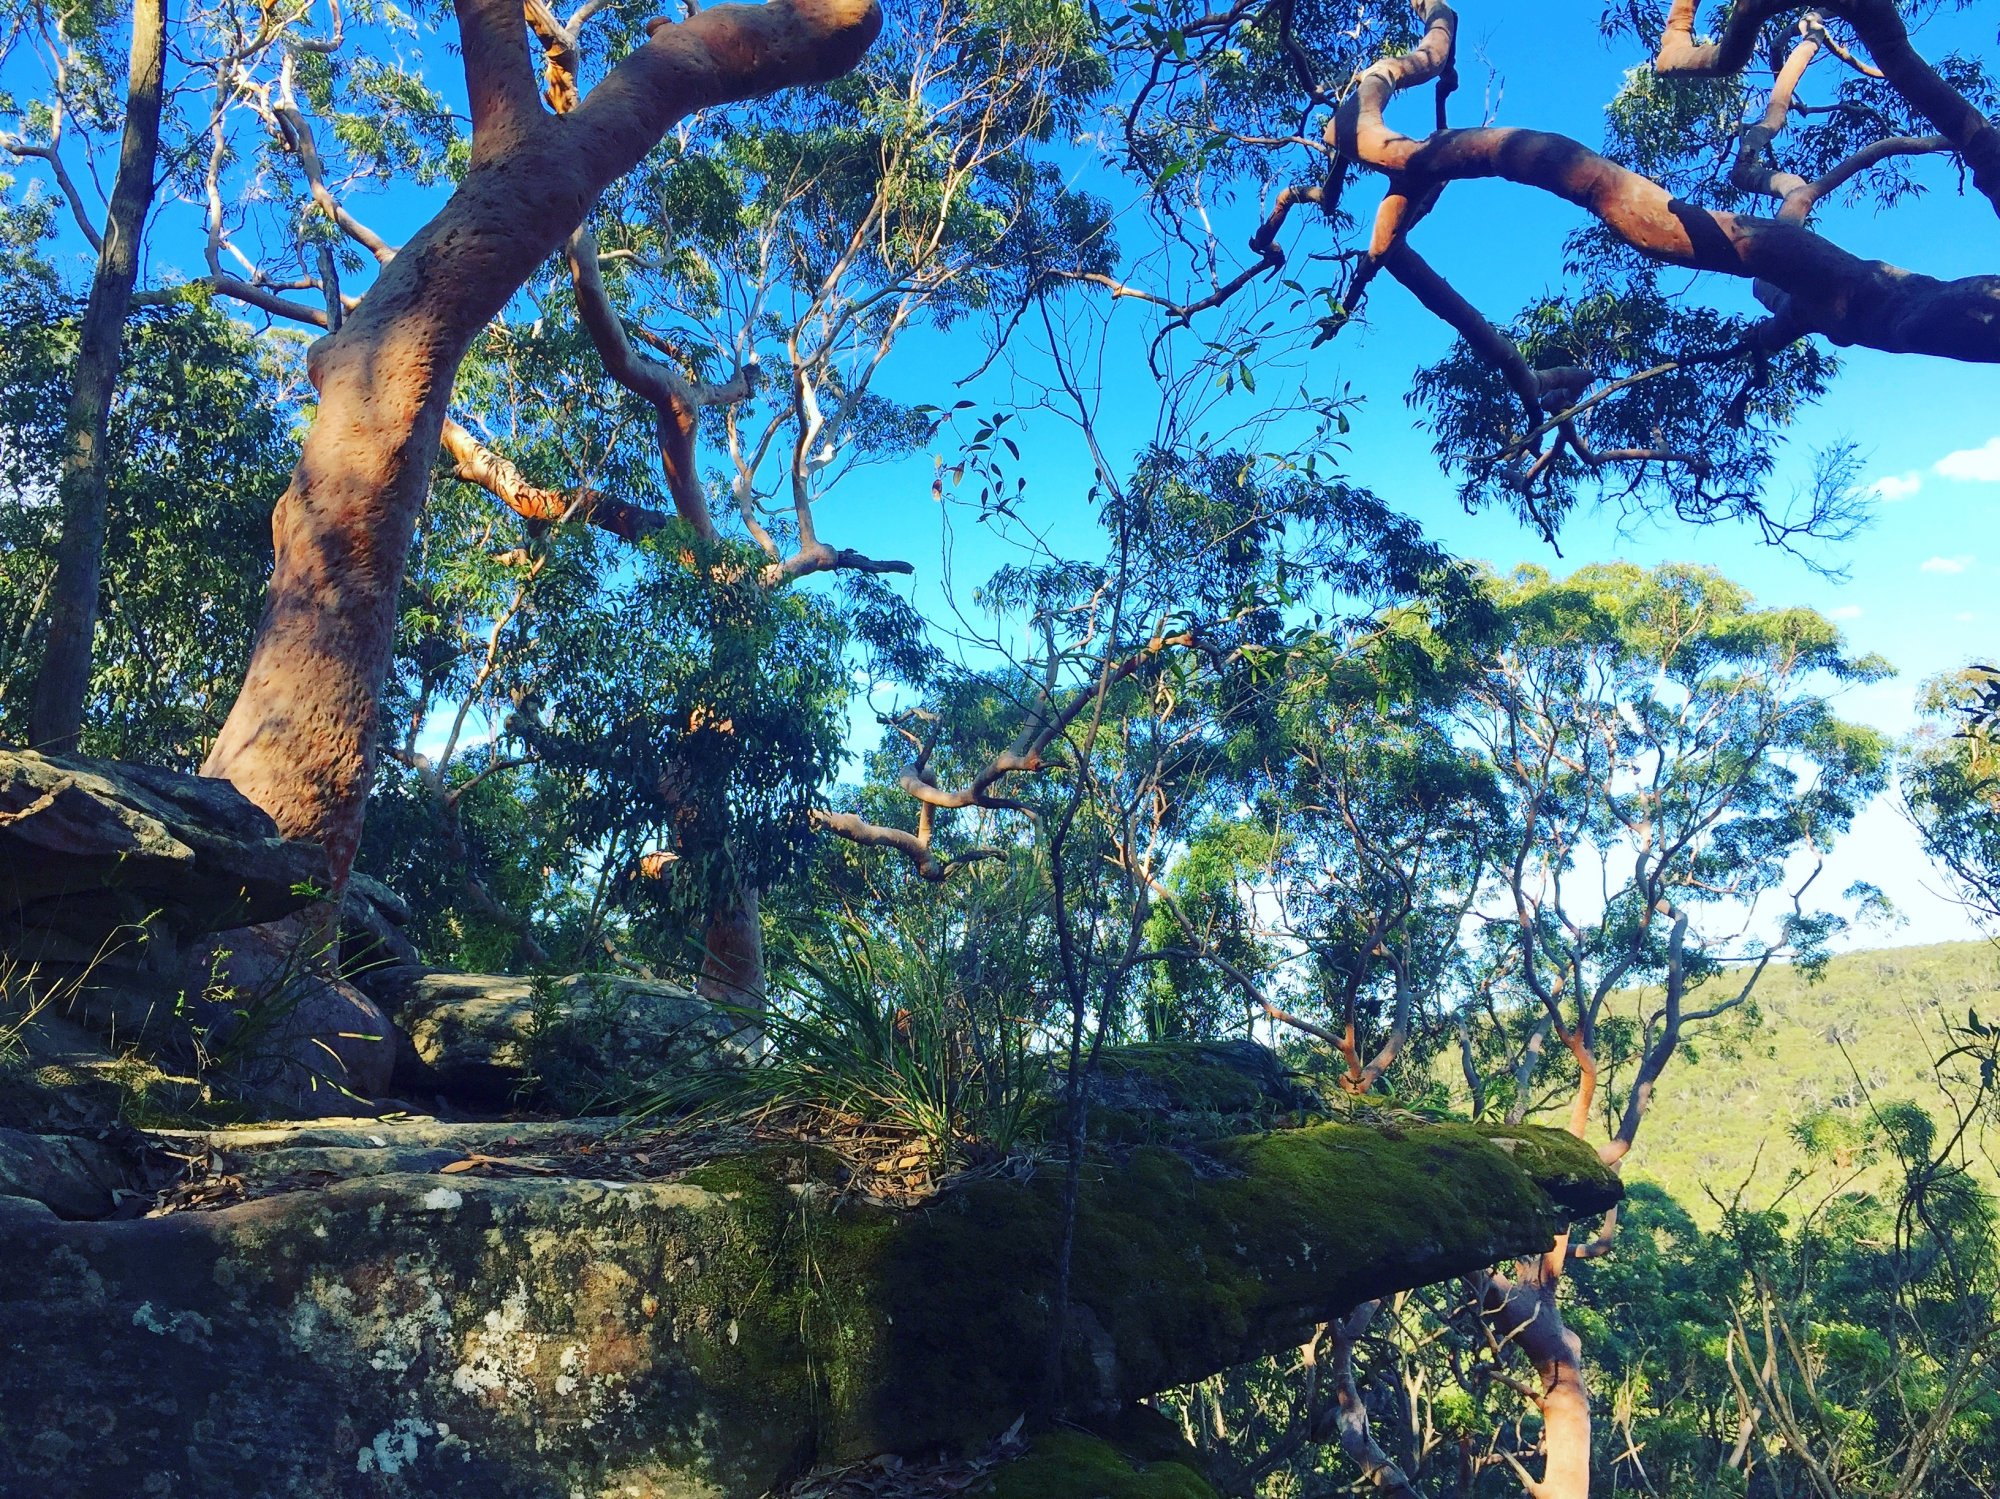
[0,749,393,1115]
[0,1114,1619,1497]
[0,1126,129,1218]
[391,972,753,1108]
[339,872,425,1000]
[0,749,327,946]
[191,915,397,1108]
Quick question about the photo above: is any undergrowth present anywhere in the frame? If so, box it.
[639,919,1044,1167]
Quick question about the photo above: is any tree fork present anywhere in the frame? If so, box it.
[1655,0,2000,216]
[199,0,882,886]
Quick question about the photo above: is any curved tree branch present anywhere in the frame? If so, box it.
[439,417,675,542]
[1326,4,2000,364]
[1654,0,2000,214]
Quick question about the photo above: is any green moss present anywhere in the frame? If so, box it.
[649,1119,1618,1467]
[1039,1041,1323,1145]
[1446,1124,1623,1216]
[985,1433,1216,1499]
[673,1146,900,1436]
[1094,1042,1282,1114]
[1095,1403,1204,1468]
[847,1121,1608,1456]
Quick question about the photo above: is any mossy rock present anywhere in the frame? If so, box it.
[679,1118,1618,1463]
[1043,1040,1323,1144]
[0,1117,1616,1496]
[985,1432,1216,1499]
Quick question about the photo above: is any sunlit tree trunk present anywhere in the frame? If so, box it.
[201,0,881,882]
[1476,1251,1591,1499]
[28,0,168,752]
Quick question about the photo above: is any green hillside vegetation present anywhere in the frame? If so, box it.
[1603,939,2000,1220]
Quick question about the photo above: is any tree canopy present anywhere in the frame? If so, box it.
[1,2,1998,1496]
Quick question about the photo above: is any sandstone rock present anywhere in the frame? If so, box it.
[0,751,405,1117]
[339,871,424,1003]
[0,1113,1619,1497]
[190,914,398,1112]
[0,1006,209,1132]
[393,971,753,1108]
[0,749,327,947]
[1076,1038,1323,1140]
[0,1127,129,1219]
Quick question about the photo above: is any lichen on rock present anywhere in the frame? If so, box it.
[0,1109,1616,1497]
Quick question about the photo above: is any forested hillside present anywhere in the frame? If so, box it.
[1611,940,2000,1214]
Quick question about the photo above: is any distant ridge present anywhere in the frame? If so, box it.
[1591,941,2000,1220]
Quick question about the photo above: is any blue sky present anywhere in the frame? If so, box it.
[812,0,2000,949]
[7,0,1995,946]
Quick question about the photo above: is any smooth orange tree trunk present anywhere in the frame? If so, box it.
[201,0,881,883]
[697,887,765,1009]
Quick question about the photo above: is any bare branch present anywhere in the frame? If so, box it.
[1655,0,2000,214]
[566,223,742,541]
[1328,4,2000,361]
[810,806,1004,882]
[0,134,101,250]
[440,417,676,542]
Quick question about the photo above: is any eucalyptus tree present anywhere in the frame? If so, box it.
[1249,660,1503,1093]
[0,0,417,746]
[1134,561,1893,1497]
[806,404,1475,1033]
[58,0,885,889]
[1,0,167,752]
[1901,667,2000,931]
[1439,562,1891,1499]
[305,0,1109,996]
[1096,0,1996,543]
[0,291,295,766]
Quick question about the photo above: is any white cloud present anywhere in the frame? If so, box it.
[1922,554,1976,575]
[1957,612,1981,625]
[1827,605,1863,620]
[1870,471,1924,502]
[1935,436,2000,483]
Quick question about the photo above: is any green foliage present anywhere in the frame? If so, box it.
[1902,668,2000,930]
[1563,1082,2000,1498]
[651,911,1045,1164]
[0,293,292,765]
[1410,282,1845,541]
[529,537,853,924]
[1602,941,2000,1215]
